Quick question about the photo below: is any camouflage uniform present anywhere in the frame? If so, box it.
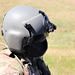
[0,47,50,75]
[0,48,25,75]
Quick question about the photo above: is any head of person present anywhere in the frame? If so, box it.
[2,6,56,57]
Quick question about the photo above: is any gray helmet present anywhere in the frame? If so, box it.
[2,6,56,56]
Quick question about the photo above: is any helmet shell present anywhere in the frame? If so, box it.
[2,6,46,53]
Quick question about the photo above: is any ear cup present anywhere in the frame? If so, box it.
[28,39,48,57]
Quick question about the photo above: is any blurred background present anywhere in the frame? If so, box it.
[0,0,75,75]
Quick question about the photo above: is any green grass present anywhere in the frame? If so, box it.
[47,30,75,49]
[44,54,75,75]
[0,0,75,75]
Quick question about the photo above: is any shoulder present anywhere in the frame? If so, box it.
[0,49,24,75]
